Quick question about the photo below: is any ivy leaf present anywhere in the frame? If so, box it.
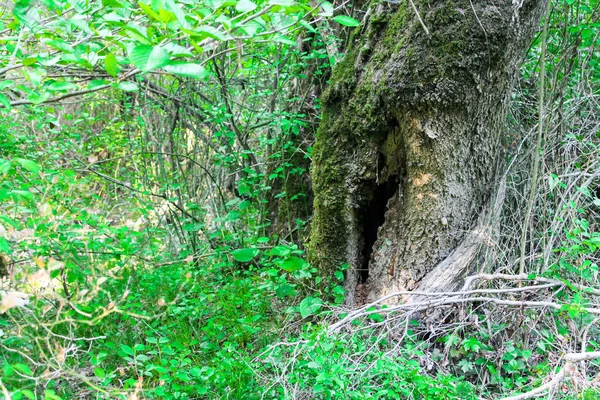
[129,45,171,72]
[332,15,360,27]
[298,296,322,318]
[232,248,259,262]
[163,62,208,79]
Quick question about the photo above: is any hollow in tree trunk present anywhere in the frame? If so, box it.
[309,0,546,305]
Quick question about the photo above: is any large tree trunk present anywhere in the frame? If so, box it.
[309,0,546,304]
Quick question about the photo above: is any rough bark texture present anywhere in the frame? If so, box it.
[308,0,546,304]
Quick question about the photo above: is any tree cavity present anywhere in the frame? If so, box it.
[358,170,399,284]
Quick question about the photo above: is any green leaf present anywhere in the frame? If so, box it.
[165,0,190,27]
[120,344,135,356]
[0,237,9,253]
[0,93,11,111]
[299,19,316,33]
[273,34,296,46]
[129,45,171,72]
[13,363,33,376]
[276,283,294,298]
[46,81,78,92]
[281,256,307,272]
[21,390,35,400]
[194,26,231,41]
[138,1,161,20]
[319,1,333,16]
[22,57,38,66]
[87,79,109,89]
[93,367,106,378]
[163,62,208,79]
[43,39,74,53]
[298,296,322,318]
[332,15,360,27]
[232,248,259,262]
[105,53,119,77]
[15,158,39,172]
[117,81,139,92]
[236,0,257,12]
[0,159,10,173]
[27,91,51,105]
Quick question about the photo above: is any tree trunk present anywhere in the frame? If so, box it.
[309,0,546,305]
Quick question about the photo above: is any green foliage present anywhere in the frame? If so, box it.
[0,0,599,398]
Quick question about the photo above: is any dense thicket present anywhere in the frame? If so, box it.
[0,0,599,398]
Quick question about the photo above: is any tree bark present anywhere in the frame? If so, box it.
[308,0,546,304]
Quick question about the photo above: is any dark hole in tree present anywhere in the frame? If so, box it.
[359,173,399,284]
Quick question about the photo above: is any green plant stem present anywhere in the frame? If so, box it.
[519,0,552,277]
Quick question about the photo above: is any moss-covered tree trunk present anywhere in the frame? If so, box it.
[309,0,546,304]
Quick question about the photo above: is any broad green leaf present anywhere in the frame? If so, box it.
[280,256,307,272]
[0,237,9,253]
[120,344,135,356]
[129,45,171,72]
[298,296,322,318]
[27,91,51,105]
[299,19,316,33]
[333,15,360,27]
[138,1,160,20]
[163,62,208,79]
[0,80,14,90]
[11,190,34,202]
[164,43,193,57]
[124,25,152,45]
[103,0,124,7]
[269,0,293,5]
[0,159,11,173]
[87,79,109,89]
[22,57,38,66]
[43,39,74,53]
[93,367,106,378]
[13,363,33,376]
[0,93,11,111]
[46,81,78,92]
[319,1,333,16]
[273,34,296,46]
[158,9,177,23]
[15,158,39,172]
[231,248,259,262]
[193,25,231,41]
[117,81,139,92]
[105,53,119,76]
[236,0,257,12]
[165,0,190,27]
